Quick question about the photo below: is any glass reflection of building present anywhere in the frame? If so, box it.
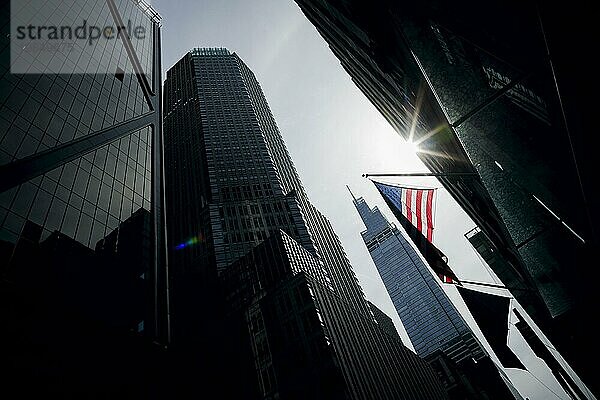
[0,0,166,339]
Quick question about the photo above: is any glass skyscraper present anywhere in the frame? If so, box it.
[352,195,525,399]
[1,0,169,395]
[353,195,480,361]
[0,0,166,340]
[163,48,448,399]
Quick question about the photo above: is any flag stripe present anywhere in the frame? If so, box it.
[401,188,407,219]
[416,190,423,233]
[405,188,413,224]
[426,189,434,242]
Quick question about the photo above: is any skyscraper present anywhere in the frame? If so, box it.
[353,195,479,361]
[163,47,448,399]
[352,195,521,399]
[368,300,401,341]
[1,1,168,393]
[0,0,167,339]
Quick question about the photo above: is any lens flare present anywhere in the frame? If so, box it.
[174,233,204,250]
[408,141,420,154]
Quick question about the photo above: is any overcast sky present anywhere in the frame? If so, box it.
[151,1,572,398]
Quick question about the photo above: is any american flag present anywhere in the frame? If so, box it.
[373,181,459,284]
[375,183,435,242]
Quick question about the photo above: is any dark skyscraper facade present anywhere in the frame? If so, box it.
[1,0,167,371]
[164,48,448,399]
[2,208,166,397]
[465,227,548,321]
[1,0,163,250]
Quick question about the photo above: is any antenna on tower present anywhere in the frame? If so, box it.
[346,185,357,201]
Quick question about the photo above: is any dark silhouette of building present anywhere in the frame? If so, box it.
[427,350,520,400]
[513,308,591,400]
[1,209,169,397]
[467,227,594,398]
[163,47,448,399]
[294,0,598,393]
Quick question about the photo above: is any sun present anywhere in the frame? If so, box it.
[407,140,420,154]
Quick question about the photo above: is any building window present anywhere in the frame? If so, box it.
[115,67,125,82]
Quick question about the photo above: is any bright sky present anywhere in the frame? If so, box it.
[152,0,573,397]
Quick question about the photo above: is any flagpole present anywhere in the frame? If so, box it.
[365,177,539,294]
[346,185,357,201]
[363,172,477,178]
[364,170,585,244]
[460,280,536,293]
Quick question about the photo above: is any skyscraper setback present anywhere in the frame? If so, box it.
[163,47,448,399]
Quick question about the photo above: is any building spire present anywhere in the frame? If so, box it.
[346,185,357,202]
